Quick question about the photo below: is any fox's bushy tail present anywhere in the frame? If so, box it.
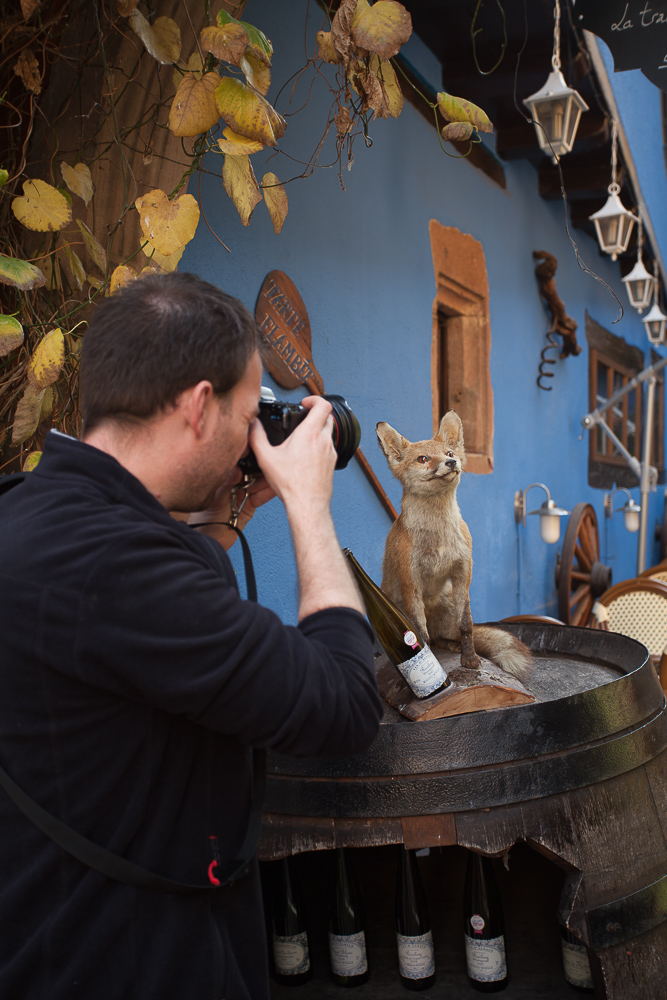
[472,626,533,683]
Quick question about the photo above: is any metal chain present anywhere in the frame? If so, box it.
[609,118,619,193]
[552,0,561,70]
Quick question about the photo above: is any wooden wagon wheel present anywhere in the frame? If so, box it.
[556,503,612,626]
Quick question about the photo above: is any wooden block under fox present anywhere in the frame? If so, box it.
[376,411,533,683]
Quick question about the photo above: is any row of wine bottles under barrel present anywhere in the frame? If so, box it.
[263,846,594,993]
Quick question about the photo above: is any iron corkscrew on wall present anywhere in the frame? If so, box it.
[533,250,581,391]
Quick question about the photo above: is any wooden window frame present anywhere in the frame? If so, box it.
[589,348,642,468]
[429,221,494,474]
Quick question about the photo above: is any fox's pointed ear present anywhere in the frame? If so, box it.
[436,410,464,451]
[376,422,409,469]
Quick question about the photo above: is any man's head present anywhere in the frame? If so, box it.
[80,272,262,434]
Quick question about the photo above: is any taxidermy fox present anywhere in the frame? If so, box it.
[376,411,533,683]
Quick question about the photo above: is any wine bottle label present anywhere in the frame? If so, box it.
[328,930,368,976]
[397,930,435,980]
[403,630,418,648]
[397,645,448,698]
[562,939,593,988]
[273,931,310,976]
[465,933,507,983]
[470,914,485,932]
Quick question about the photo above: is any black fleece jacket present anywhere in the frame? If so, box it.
[0,431,381,1000]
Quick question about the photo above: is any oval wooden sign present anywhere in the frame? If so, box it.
[254,270,325,394]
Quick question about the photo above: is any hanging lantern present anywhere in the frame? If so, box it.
[523,0,588,163]
[622,214,655,313]
[589,119,637,260]
[643,262,667,345]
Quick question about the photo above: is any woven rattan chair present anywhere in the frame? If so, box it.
[639,560,667,587]
[591,578,667,691]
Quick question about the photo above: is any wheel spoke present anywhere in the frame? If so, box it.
[574,541,592,573]
[569,582,590,611]
[579,516,599,564]
[571,569,592,583]
[572,595,594,627]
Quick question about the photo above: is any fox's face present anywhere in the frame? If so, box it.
[376,411,466,496]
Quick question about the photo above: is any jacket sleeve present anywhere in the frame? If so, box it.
[73,526,383,757]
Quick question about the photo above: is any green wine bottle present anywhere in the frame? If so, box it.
[343,549,449,699]
[395,847,436,990]
[328,848,370,988]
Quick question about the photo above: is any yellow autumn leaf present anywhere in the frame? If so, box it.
[172,51,203,90]
[29,328,65,391]
[39,253,62,291]
[169,72,221,137]
[200,22,249,66]
[11,384,45,445]
[109,265,137,295]
[215,77,286,147]
[350,54,403,119]
[60,162,94,206]
[59,244,86,291]
[217,128,264,156]
[0,315,24,358]
[11,178,72,233]
[351,0,412,59]
[239,50,271,95]
[135,189,200,257]
[40,387,53,421]
[128,11,181,64]
[76,220,107,274]
[316,30,342,64]
[222,155,262,227]
[262,173,288,234]
[141,241,184,272]
[23,450,42,471]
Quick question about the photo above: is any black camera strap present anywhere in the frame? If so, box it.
[0,473,265,894]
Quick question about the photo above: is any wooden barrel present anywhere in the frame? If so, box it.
[264,623,666,819]
[259,624,667,1000]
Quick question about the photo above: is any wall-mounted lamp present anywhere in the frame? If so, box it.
[603,487,641,533]
[522,0,588,163]
[514,482,570,544]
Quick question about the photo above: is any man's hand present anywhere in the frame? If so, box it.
[248,396,336,515]
[249,395,364,621]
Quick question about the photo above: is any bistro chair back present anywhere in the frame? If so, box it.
[590,578,667,670]
[639,560,667,587]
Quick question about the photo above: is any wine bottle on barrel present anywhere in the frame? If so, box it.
[269,856,313,987]
[560,926,594,993]
[463,852,508,992]
[395,846,436,991]
[328,848,370,988]
[343,549,449,699]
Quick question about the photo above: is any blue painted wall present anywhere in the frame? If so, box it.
[182,1,667,626]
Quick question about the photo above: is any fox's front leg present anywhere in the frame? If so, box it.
[458,597,481,670]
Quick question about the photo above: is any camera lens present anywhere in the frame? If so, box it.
[324,394,361,469]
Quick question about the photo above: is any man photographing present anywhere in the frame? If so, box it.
[0,272,381,1000]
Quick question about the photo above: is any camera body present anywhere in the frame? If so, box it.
[239,388,360,475]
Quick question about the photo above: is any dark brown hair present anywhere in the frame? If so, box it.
[80,272,261,432]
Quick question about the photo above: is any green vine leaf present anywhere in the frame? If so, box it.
[215,77,286,147]
[0,315,24,358]
[0,254,46,291]
[437,92,493,133]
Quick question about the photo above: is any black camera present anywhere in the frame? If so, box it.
[239,387,360,475]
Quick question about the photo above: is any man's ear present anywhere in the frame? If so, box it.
[179,381,215,437]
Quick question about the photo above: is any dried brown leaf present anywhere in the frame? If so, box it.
[20,0,40,21]
[262,172,288,234]
[13,49,42,95]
